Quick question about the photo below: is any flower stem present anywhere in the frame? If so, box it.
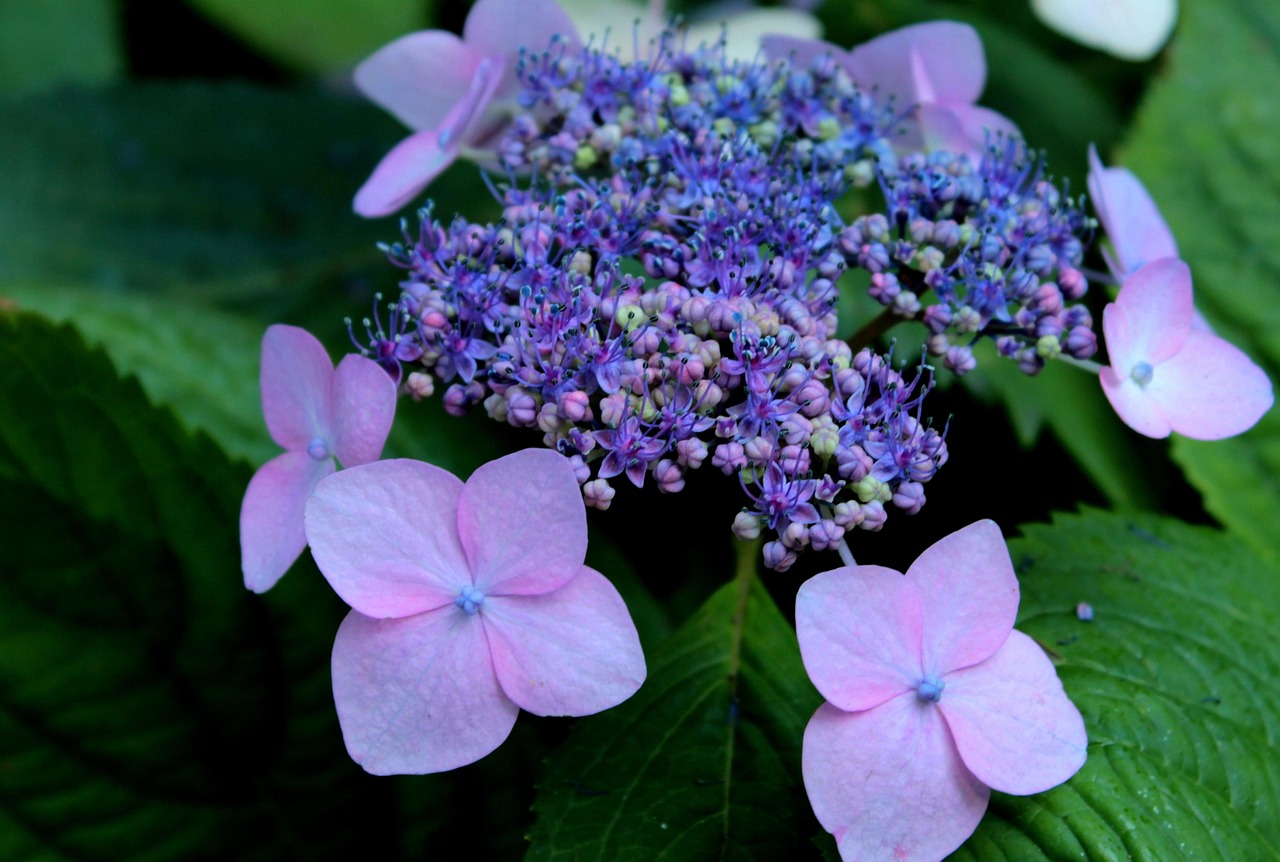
[1058,355,1103,375]
[846,307,902,353]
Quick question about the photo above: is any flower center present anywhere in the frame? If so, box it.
[454,584,486,616]
[915,676,945,704]
[306,436,330,461]
[1130,361,1154,388]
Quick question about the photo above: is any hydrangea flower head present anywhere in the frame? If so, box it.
[352,0,581,216]
[764,21,1019,160]
[303,448,646,774]
[1099,258,1273,439]
[239,324,397,593]
[797,519,1087,862]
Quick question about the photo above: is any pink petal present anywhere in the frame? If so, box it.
[1113,258,1194,366]
[456,449,586,596]
[795,565,922,712]
[947,104,1021,159]
[463,0,582,90]
[1087,146,1178,278]
[304,459,470,618]
[483,566,645,716]
[260,324,334,452]
[1146,330,1274,440]
[441,55,506,151]
[240,450,333,593]
[939,630,1088,795]
[846,21,987,108]
[353,31,484,132]
[353,129,458,218]
[760,35,850,69]
[1100,354,1173,438]
[907,520,1020,676]
[331,607,519,775]
[803,698,990,862]
[330,354,397,468]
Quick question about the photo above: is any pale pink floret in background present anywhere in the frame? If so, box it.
[303,449,646,775]
[797,519,1087,862]
[1099,259,1273,440]
[352,0,582,217]
[239,324,397,594]
[763,21,1020,162]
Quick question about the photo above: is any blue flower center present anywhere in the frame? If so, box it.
[1130,361,1154,388]
[916,676,945,704]
[454,585,486,616]
[306,436,330,461]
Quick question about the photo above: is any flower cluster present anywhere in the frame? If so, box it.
[849,143,1096,377]
[346,25,1109,568]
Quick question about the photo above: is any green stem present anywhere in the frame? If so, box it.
[720,536,760,839]
[845,306,902,353]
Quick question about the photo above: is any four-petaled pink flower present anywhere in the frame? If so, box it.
[763,21,1019,161]
[1100,258,1273,439]
[797,519,1087,862]
[239,324,397,593]
[352,0,582,217]
[303,448,646,775]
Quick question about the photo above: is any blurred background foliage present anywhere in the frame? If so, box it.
[2,0,1278,859]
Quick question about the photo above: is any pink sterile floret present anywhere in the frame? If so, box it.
[239,324,397,594]
[352,0,582,217]
[1100,258,1273,440]
[763,21,1019,161]
[303,448,646,775]
[1086,144,1179,281]
[796,519,1087,862]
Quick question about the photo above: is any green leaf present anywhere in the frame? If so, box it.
[0,311,392,859]
[954,509,1280,859]
[527,551,823,860]
[960,344,1160,509]
[0,0,122,96]
[2,285,277,466]
[1119,0,1280,560]
[186,0,432,73]
[0,82,496,333]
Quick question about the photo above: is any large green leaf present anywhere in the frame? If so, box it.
[186,0,431,73]
[954,509,1280,859]
[0,82,495,333]
[0,0,122,96]
[1120,0,1280,560]
[0,311,393,859]
[527,550,823,860]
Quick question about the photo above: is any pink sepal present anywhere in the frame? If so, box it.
[940,630,1088,795]
[484,566,646,716]
[240,450,333,593]
[353,129,459,218]
[803,699,989,862]
[457,448,587,596]
[907,519,1019,676]
[331,607,519,775]
[1087,144,1178,278]
[260,324,333,451]
[305,459,470,618]
[354,31,483,132]
[796,565,922,712]
[331,353,398,467]
[846,21,987,106]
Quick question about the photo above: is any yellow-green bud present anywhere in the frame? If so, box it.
[574,145,598,170]
[615,303,645,332]
[854,476,892,504]
[1036,334,1063,360]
